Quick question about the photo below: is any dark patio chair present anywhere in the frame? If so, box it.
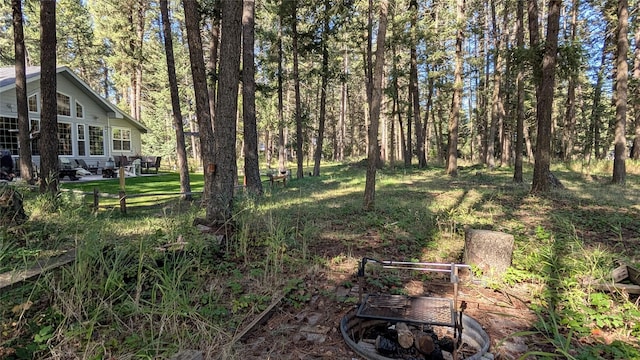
[76,159,89,170]
[115,155,129,168]
[141,156,161,174]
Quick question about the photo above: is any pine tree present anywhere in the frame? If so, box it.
[12,0,34,184]
[39,0,58,194]
[243,0,263,195]
[160,0,191,200]
[531,0,562,193]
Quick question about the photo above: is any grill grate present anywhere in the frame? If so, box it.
[356,294,455,327]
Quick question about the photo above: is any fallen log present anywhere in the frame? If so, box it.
[231,293,284,344]
[396,322,414,349]
[0,249,76,290]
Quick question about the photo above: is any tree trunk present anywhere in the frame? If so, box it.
[513,0,525,183]
[12,0,34,184]
[562,0,579,161]
[423,75,434,165]
[160,0,191,201]
[481,4,490,164]
[39,0,58,195]
[364,0,389,211]
[337,46,347,162]
[446,0,464,177]
[563,79,576,160]
[190,116,200,163]
[531,0,561,194]
[499,1,511,167]
[632,17,640,160]
[207,1,221,124]
[434,92,444,162]
[183,0,215,218]
[365,0,373,107]
[586,36,609,162]
[313,0,330,177]
[134,0,146,122]
[243,0,262,195]
[406,90,412,167]
[209,0,242,221]
[410,0,426,168]
[528,0,541,95]
[487,0,501,169]
[524,123,534,161]
[291,0,304,179]
[612,0,628,184]
[391,42,407,166]
[277,24,286,173]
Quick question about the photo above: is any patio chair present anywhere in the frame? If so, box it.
[76,159,89,170]
[116,155,129,168]
[142,156,161,174]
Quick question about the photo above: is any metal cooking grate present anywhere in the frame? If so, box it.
[356,294,455,327]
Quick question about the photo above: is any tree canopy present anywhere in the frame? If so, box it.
[2,0,638,195]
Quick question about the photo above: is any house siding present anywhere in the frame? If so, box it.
[0,68,146,170]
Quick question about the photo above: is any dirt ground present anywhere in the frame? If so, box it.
[238,257,540,360]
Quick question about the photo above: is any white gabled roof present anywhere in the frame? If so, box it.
[0,66,148,133]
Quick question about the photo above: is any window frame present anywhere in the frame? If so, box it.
[56,92,72,117]
[75,100,84,119]
[0,116,19,155]
[28,93,39,113]
[77,124,86,156]
[88,125,105,156]
[58,121,73,156]
[112,127,132,153]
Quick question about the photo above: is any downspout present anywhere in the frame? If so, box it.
[107,116,111,160]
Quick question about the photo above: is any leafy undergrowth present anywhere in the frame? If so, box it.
[1,160,639,359]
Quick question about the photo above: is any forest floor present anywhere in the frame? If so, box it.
[235,236,540,360]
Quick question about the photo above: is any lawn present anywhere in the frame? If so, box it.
[61,172,205,193]
[1,160,640,359]
[59,173,206,210]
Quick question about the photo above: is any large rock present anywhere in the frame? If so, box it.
[463,229,514,277]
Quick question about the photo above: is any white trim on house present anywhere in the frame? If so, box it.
[28,93,38,113]
[75,100,85,119]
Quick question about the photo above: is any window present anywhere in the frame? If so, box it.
[57,92,71,116]
[75,101,84,118]
[77,124,86,156]
[89,125,104,156]
[58,122,72,155]
[0,117,18,155]
[31,119,40,156]
[112,128,131,152]
[28,94,38,112]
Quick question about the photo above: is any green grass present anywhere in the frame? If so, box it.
[60,172,205,194]
[1,160,640,359]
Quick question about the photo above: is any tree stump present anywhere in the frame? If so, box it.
[0,184,27,226]
[463,229,514,277]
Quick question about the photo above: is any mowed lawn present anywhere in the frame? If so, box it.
[60,173,205,209]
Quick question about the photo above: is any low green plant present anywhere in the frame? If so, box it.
[284,278,311,309]
[0,235,18,272]
[262,214,291,281]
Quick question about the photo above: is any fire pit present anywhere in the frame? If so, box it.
[341,309,490,359]
[341,258,491,359]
